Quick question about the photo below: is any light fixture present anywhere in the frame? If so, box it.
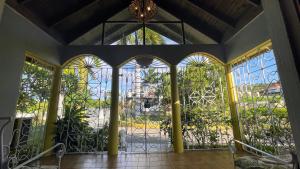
[129,0,157,22]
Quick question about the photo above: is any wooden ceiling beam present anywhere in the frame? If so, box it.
[6,0,66,44]
[49,0,98,28]
[156,0,222,43]
[222,6,263,43]
[57,1,130,43]
[17,0,33,5]
[188,0,236,29]
[246,0,261,7]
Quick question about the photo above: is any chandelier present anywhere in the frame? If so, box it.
[129,0,157,22]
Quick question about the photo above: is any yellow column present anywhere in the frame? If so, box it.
[44,66,62,151]
[108,67,119,156]
[170,64,184,153]
[225,65,243,151]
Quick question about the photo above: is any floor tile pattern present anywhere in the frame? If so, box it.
[41,150,234,169]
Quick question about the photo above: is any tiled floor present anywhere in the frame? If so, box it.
[41,150,235,169]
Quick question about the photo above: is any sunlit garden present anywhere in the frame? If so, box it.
[10,28,294,165]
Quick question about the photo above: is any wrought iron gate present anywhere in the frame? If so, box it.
[57,56,112,153]
[119,58,172,153]
[177,55,232,150]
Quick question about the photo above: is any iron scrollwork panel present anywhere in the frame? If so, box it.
[177,55,232,150]
[9,56,54,167]
[56,56,112,153]
[231,49,295,154]
[119,59,172,153]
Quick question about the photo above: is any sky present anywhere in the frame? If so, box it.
[232,50,280,86]
[73,30,280,101]
[82,50,280,101]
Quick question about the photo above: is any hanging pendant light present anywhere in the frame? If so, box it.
[129,0,157,22]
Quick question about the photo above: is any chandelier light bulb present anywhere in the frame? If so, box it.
[129,0,157,22]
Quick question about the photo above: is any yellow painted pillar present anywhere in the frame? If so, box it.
[108,67,119,156]
[225,65,243,151]
[44,66,62,151]
[170,64,184,153]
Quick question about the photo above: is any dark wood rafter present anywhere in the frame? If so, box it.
[6,0,263,44]
[17,0,32,5]
[246,0,261,7]
[82,20,198,44]
[6,0,66,44]
[188,0,236,29]
[55,1,130,43]
[222,4,263,42]
[156,0,222,43]
[49,0,97,28]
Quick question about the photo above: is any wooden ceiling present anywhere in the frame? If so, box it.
[6,0,262,44]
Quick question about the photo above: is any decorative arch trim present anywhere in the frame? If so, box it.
[61,45,225,67]
[62,54,112,68]
[178,52,225,66]
[118,54,170,68]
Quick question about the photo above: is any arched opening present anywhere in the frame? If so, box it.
[175,53,231,149]
[56,55,112,153]
[119,56,172,153]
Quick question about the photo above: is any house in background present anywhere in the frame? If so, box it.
[266,82,282,94]
[0,0,300,168]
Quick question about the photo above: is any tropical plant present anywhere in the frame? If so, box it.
[118,28,165,45]
[11,59,54,166]
[17,61,53,114]
[240,107,294,153]
[55,57,110,152]
[160,58,231,149]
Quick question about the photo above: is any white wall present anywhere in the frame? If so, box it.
[0,6,61,145]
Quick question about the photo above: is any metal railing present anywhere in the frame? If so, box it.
[0,116,65,169]
[12,143,66,169]
[101,20,186,45]
[0,117,12,169]
[228,139,298,168]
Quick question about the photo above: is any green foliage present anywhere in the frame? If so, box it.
[240,107,294,153]
[55,65,109,152]
[117,28,165,45]
[17,62,53,113]
[11,60,54,166]
[157,72,171,107]
[160,59,231,148]
[178,61,227,109]
[87,99,111,109]
[143,68,171,107]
